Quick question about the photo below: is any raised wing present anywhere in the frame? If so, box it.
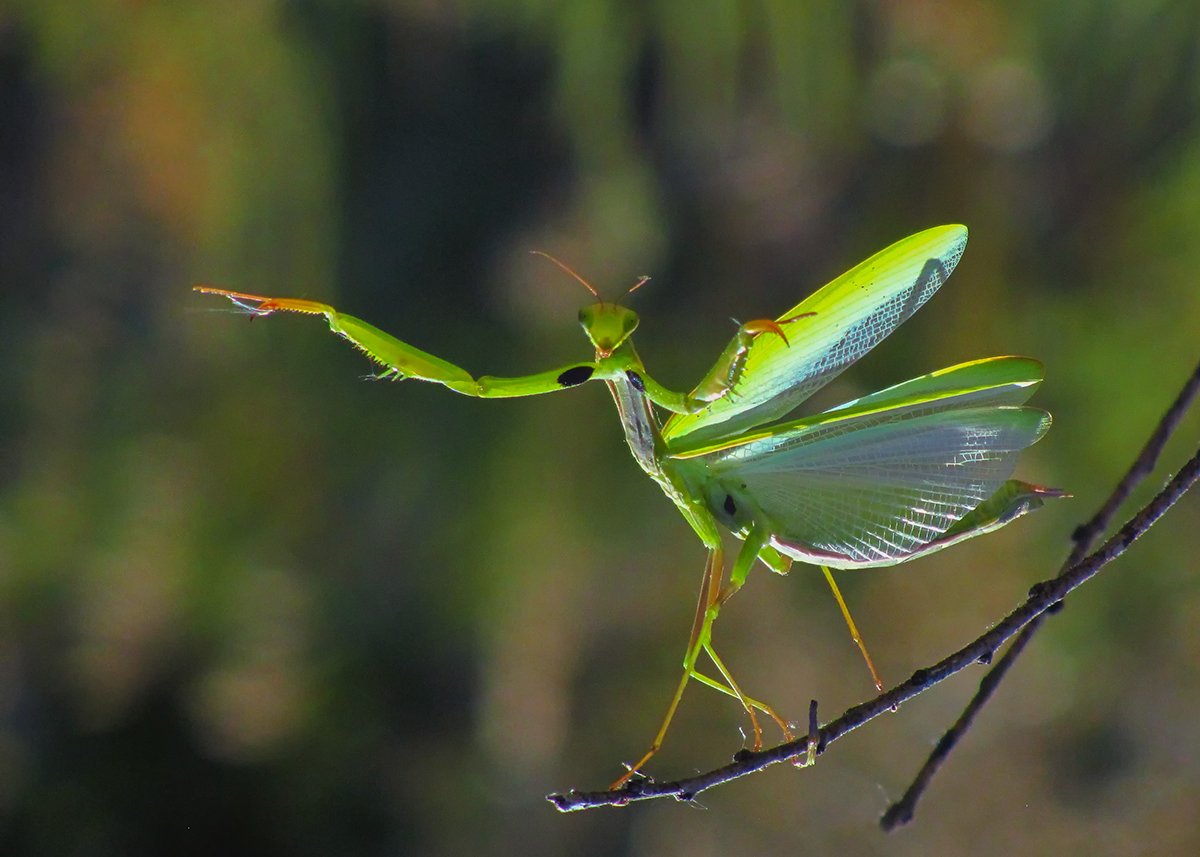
[696,385,1055,569]
[662,225,968,447]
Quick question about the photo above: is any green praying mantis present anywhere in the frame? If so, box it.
[196,224,1063,788]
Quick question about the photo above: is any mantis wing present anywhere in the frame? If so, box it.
[819,355,1044,417]
[662,224,968,447]
[691,362,1057,569]
[673,356,1046,458]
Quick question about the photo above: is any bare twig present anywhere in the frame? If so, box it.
[881,359,1200,830]
[548,445,1200,811]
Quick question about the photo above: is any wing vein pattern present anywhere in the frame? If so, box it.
[706,403,1051,568]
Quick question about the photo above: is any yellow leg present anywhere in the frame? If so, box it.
[609,665,692,789]
[704,532,792,743]
[701,645,793,747]
[609,546,724,790]
[703,642,764,750]
[821,565,884,692]
[611,533,789,789]
[690,671,793,741]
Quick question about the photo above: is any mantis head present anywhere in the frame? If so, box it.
[579,303,640,357]
[529,250,649,358]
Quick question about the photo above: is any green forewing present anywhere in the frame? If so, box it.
[703,402,1052,569]
[670,355,1043,460]
[662,225,969,446]
[822,356,1043,418]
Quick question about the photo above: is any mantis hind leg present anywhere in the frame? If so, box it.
[609,546,723,790]
[610,534,790,790]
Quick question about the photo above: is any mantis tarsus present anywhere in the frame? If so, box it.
[197,225,1063,788]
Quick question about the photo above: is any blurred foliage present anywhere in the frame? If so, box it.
[1,1,1199,854]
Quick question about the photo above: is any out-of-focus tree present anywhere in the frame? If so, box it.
[1,2,1197,855]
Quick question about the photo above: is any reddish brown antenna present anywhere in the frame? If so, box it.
[529,250,601,299]
[625,275,651,298]
[530,251,653,302]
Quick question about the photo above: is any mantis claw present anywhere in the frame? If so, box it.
[740,318,790,347]
[193,286,333,318]
[741,311,817,348]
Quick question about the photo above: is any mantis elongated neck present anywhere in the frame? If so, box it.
[601,347,663,480]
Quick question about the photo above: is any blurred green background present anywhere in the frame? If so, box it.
[2,1,1199,854]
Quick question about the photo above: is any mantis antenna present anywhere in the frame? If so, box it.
[530,250,650,302]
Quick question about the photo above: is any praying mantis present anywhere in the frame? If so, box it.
[196,224,1062,788]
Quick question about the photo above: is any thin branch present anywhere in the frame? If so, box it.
[882,359,1200,830]
[548,445,1200,811]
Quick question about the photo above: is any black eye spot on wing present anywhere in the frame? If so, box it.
[723,494,737,516]
[557,365,594,387]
